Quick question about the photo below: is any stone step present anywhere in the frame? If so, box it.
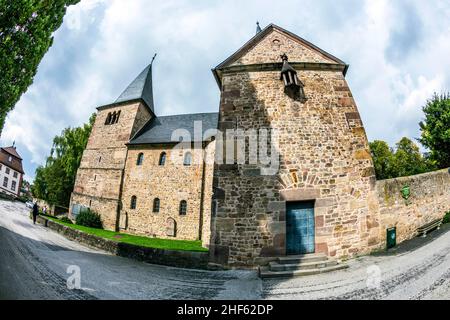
[269,259,338,272]
[277,253,328,264]
[259,263,349,279]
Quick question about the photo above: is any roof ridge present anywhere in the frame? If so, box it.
[157,111,219,117]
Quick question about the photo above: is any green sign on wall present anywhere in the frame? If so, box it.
[401,185,410,200]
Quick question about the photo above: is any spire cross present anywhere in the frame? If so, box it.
[151,53,157,65]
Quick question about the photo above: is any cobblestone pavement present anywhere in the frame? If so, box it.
[0,200,448,300]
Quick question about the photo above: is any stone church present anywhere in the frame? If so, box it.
[71,23,445,269]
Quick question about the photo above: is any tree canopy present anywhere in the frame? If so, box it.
[0,0,80,135]
[369,137,436,180]
[418,93,450,169]
[31,114,95,206]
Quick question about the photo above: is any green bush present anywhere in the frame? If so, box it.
[75,209,103,229]
[443,211,450,224]
[60,217,73,224]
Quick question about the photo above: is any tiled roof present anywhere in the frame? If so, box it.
[0,147,24,174]
[129,112,219,145]
[2,146,22,159]
[98,63,155,113]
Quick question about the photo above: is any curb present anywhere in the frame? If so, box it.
[36,215,209,269]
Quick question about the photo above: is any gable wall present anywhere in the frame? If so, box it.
[230,29,337,66]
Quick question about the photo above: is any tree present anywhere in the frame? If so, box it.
[31,114,95,206]
[0,0,80,136]
[31,165,48,199]
[369,140,395,180]
[369,137,436,180]
[419,93,450,169]
[392,137,435,177]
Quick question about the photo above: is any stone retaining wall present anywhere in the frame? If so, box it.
[375,168,450,247]
[36,216,209,269]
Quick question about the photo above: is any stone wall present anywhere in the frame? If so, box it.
[375,168,450,247]
[120,142,215,243]
[210,29,379,267]
[231,29,336,66]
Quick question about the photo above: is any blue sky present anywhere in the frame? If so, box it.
[2,0,450,182]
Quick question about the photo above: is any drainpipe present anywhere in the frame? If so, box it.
[116,147,129,232]
[198,142,209,241]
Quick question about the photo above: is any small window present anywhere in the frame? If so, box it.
[98,156,102,163]
[136,153,144,166]
[130,196,137,210]
[179,200,187,215]
[3,177,8,188]
[5,168,10,175]
[115,111,121,124]
[159,152,166,166]
[13,172,18,178]
[111,112,117,124]
[11,181,16,191]
[8,156,12,162]
[105,112,112,125]
[183,152,192,166]
[153,198,160,213]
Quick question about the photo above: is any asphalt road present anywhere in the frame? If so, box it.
[0,200,449,300]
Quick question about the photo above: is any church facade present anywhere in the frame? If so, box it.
[70,23,447,268]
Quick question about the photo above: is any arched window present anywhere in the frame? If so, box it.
[179,200,187,215]
[166,218,176,237]
[159,152,166,166]
[105,112,112,125]
[136,153,144,166]
[111,112,117,124]
[114,110,121,124]
[130,196,137,210]
[183,152,192,166]
[153,198,160,213]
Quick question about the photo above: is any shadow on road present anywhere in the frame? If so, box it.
[371,223,450,257]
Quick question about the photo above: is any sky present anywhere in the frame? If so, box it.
[1,0,450,182]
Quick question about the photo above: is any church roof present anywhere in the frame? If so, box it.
[115,63,155,112]
[128,112,218,145]
[98,63,155,113]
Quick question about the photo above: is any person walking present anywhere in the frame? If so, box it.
[32,202,39,225]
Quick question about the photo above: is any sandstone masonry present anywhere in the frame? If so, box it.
[69,23,450,268]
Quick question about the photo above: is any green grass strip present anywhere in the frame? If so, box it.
[43,215,208,252]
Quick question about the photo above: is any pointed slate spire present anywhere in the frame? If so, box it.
[256,21,262,34]
[115,54,157,113]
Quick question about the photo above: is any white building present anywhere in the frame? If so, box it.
[0,146,24,197]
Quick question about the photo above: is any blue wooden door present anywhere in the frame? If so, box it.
[286,201,315,254]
